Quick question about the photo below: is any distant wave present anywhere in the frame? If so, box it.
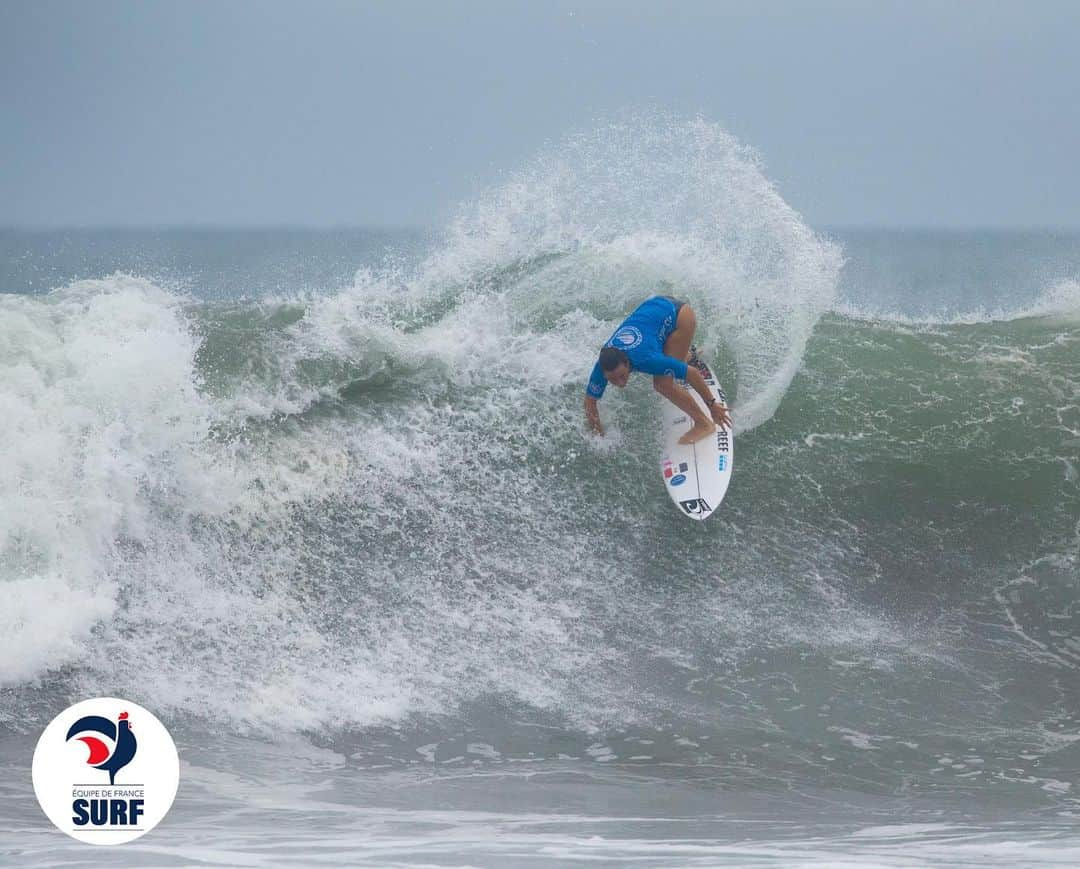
[831,277,1080,326]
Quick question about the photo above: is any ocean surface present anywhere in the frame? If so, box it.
[2,119,1079,866]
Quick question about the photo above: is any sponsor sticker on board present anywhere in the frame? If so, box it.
[679,498,712,516]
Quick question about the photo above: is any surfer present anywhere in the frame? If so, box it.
[584,295,732,443]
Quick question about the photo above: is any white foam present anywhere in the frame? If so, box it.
[0,275,215,683]
[0,275,364,704]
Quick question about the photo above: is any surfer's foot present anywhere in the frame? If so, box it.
[678,419,716,445]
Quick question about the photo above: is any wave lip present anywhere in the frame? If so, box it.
[426,113,844,432]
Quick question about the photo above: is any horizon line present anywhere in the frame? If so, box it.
[3,223,1080,234]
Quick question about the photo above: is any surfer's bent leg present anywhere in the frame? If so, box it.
[654,374,714,445]
[656,303,715,444]
[663,302,696,363]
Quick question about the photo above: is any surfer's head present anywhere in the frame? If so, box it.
[598,346,631,387]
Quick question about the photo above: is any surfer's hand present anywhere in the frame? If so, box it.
[584,396,604,436]
[710,403,732,429]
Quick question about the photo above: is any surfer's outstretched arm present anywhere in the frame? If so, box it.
[584,395,604,435]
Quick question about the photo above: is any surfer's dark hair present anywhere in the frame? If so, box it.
[598,346,629,372]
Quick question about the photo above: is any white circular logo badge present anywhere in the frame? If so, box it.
[32,698,179,845]
[612,326,643,350]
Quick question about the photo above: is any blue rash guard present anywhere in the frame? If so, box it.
[586,296,689,399]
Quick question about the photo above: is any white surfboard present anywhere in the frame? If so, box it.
[660,355,733,521]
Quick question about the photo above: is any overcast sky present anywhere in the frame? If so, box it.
[2,0,1078,229]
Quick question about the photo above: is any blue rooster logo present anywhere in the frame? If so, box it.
[65,711,138,785]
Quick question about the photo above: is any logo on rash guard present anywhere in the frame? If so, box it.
[611,326,643,350]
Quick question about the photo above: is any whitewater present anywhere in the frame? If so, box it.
[2,117,1079,866]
